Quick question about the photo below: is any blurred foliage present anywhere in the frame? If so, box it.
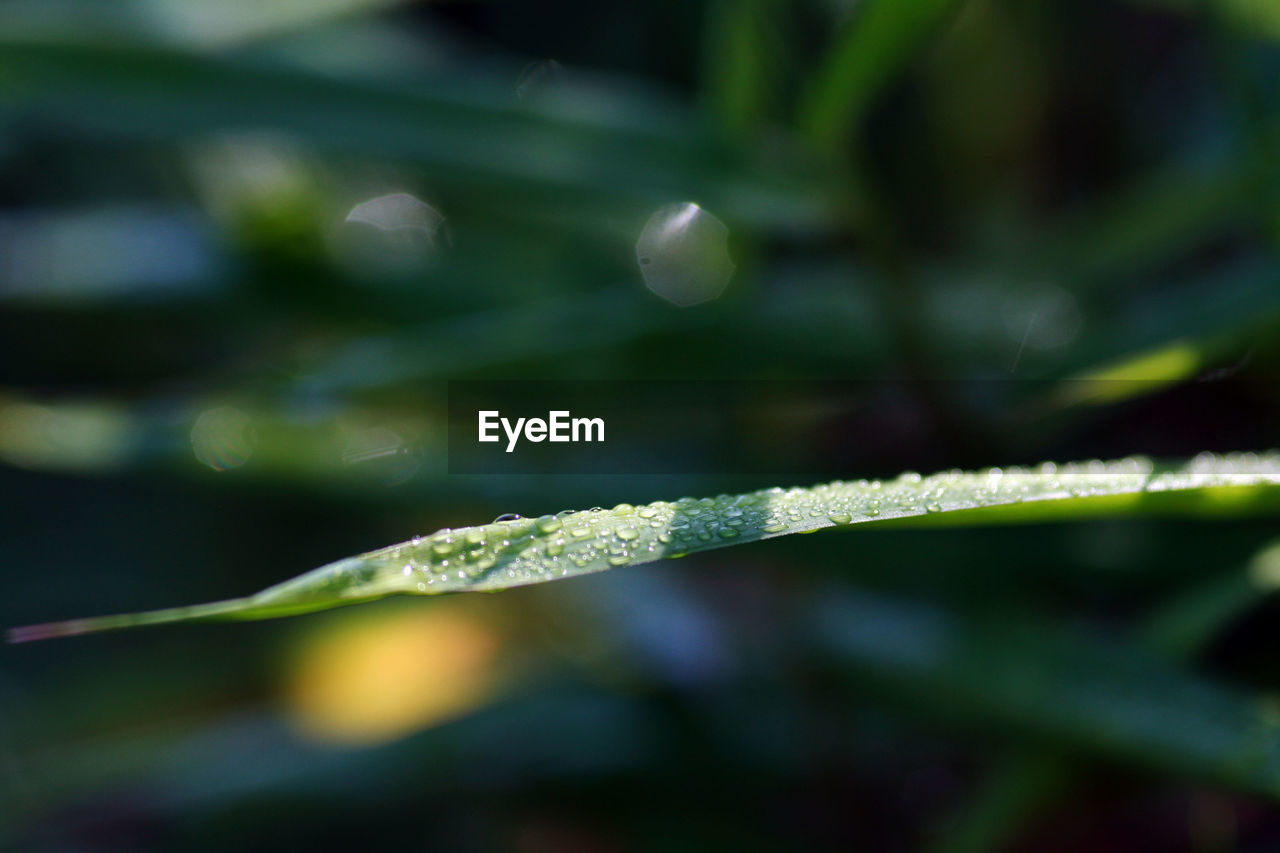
[2,0,1280,850]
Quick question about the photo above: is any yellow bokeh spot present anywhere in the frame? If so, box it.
[285,603,502,746]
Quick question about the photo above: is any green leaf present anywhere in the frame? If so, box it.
[701,0,783,133]
[9,451,1280,641]
[1033,158,1273,288]
[0,37,825,230]
[812,589,1280,798]
[927,751,1072,853]
[929,536,1280,849]
[1142,538,1280,662]
[1130,0,1280,42]
[799,0,961,152]
[0,0,412,49]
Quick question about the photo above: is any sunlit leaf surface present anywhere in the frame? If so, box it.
[11,451,1279,641]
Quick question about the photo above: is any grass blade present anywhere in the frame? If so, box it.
[0,37,825,229]
[701,0,782,132]
[9,451,1280,641]
[799,0,961,152]
[812,588,1280,798]
[929,537,1280,849]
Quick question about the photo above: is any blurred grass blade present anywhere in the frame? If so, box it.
[929,752,1072,853]
[1142,538,1280,662]
[311,291,705,390]
[0,37,825,228]
[1131,0,1280,41]
[799,0,961,152]
[9,451,1280,641]
[1035,158,1272,287]
[0,0,411,49]
[1008,257,1280,392]
[701,0,782,132]
[1050,342,1205,408]
[932,536,1280,850]
[813,589,1280,797]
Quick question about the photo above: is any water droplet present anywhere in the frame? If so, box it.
[636,202,735,306]
[191,406,253,471]
[345,192,444,240]
[493,513,523,523]
[1002,283,1081,353]
[334,192,449,278]
[515,59,565,101]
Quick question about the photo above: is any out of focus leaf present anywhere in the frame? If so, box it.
[932,536,1280,851]
[929,752,1072,853]
[799,0,961,151]
[0,0,410,49]
[701,0,782,132]
[813,588,1280,796]
[1143,538,1280,662]
[0,38,827,230]
[1131,0,1280,41]
[1035,158,1274,288]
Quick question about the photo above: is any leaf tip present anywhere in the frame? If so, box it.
[6,620,91,643]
